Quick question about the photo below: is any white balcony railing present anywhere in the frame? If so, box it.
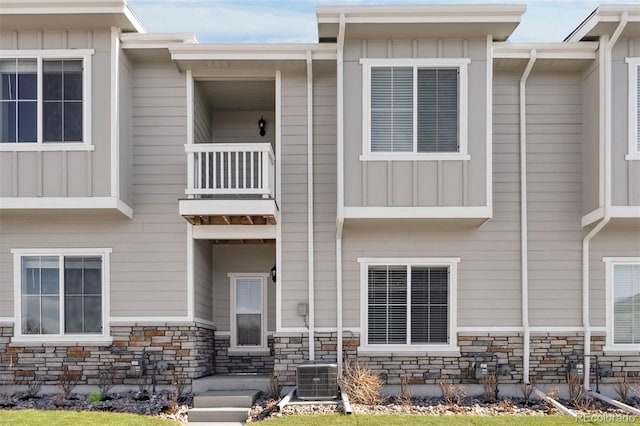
[186,143,275,198]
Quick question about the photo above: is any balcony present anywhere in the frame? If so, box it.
[179,143,278,225]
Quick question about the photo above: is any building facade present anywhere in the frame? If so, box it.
[0,1,638,392]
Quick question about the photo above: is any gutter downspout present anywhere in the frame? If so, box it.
[583,12,627,392]
[307,50,315,360]
[336,13,346,371]
[519,50,536,385]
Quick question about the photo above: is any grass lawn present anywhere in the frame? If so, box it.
[0,410,178,426]
[259,414,627,425]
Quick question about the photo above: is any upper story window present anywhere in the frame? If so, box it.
[12,248,111,342]
[0,50,93,151]
[360,58,470,162]
[604,258,640,351]
[626,58,640,160]
[358,257,459,353]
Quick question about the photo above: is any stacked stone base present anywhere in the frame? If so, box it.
[0,323,214,386]
[213,335,274,374]
[274,331,640,387]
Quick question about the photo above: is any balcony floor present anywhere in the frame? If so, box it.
[179,197,278,225]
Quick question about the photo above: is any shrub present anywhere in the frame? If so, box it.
[57,366,80,403]
[267,372,282,401]
[97,366,114,398]
[439,381,467,406]
[339,358,382,405]
[88,391,103,405]
[396,375,414,407]
[520,375,537,405]
[481,373,497,403]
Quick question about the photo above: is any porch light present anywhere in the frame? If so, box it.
[258,116,266,137]
[270,264,276,282]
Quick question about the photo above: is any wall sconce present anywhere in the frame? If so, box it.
[258,116,266,137]
[270,264,276,282]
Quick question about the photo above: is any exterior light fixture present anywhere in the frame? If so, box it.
[270,264,277,282]
[258,116,266,137]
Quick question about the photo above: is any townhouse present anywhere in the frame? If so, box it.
[0,1,638,394]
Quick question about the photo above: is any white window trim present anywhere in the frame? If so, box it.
[360,58,470,162]
[228,273,269,352]
[603,257,640,352]
[11,248,112,343]
[0,49,94,151]
[357,257,459,353]
[626,58,640,160]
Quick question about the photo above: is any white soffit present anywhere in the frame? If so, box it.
[317,4,527,41]
[565,4,640,42]
[0,0,146,32]
[493,42,599,60]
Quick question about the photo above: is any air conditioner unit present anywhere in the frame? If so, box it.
[296,361,338,400]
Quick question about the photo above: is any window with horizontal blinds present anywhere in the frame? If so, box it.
[411,267,449,343]
[417,69,458,153]
[613,264,640,345]
[368,265,407,344]
[367,264,449,345]
[370,67,413,153]
[637,67,639,152]
[369,65,459,154]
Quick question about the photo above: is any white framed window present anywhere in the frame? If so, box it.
[604,257,640,351]
[229,273,268,352]
[12,248,111,342]
[360,58,470,162]
[626,58,640,160]
[0,50,93,152]
[358,257,459,353]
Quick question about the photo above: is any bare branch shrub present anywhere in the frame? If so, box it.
[481,373,497,403]
[97,366,114,398]
[520,375,538,405]
[614,373,630,403]
[23,377,42,398]
[267,372,282,401]
[172,371,189,403]
[439,381,467,406]
[566,374,594,411]
[396,375,414,407]
[57,366,80,403]
[136,376,150,395]
[338,358,382,405]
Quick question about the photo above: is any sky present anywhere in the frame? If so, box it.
[126,0,624,43]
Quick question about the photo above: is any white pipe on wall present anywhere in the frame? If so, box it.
[306,50,315,360]
[519,50,536,385]
[336,13,346,371]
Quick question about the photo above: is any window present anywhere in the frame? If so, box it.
[229,273,268,351]
[361,58,470,161]
[358,258,459,352]
[12,248,111,341]
[626,58,640,160]
[605,258,640,349]
[0,50,92,150]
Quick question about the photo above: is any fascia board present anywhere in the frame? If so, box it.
[493,42,599,60]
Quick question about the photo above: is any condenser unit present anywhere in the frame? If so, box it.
[296,361,338,400]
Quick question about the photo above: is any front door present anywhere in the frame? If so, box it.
[230,274,267,350]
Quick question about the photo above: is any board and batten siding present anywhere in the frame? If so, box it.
[312,64,338,328]
[611,38,640,207]
[194,239,213,322]
[193,82,212,143]
[212,244,275,332]
[582,58,600,216]
[280,69,310,328]
[342,38,487,208]
[0,29,112,198]
[119,48,134,207]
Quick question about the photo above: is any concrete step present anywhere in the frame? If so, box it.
[188,407,250,423]
[194,390,260,408]
[187,423,244,426]
[192,374,270,393]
